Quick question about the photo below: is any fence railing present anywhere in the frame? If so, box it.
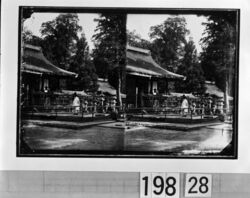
[125,106,233,121]
[22,104,126,119]
[22,102,233,121]
[22,91,119,107]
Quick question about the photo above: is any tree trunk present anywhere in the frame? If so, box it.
[116,70,122,110]
[224,75,229,113]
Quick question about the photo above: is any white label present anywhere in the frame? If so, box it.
[140,173,180,198]
[185,174,212,197]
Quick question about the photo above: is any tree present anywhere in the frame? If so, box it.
[175,39,206,94]
[127,30,151,49]
[23,14,98,92]
[200,12,237,156]
[69,34,98,92]
[149,16,189,72]
[22,28,43,46]
[92,13,127,108]
[40,13,82,70]
[200,12,237,109]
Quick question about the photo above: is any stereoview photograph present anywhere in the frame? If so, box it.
[18,7,239,158]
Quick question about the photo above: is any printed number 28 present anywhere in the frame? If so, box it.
[185,174,212,197]
[188,176,209,194]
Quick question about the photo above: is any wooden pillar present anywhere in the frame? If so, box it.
[165,78,169,94]
[135,77,138,108]
[135,87,138,108]
[148,80,151,94]
[150,79,153,94]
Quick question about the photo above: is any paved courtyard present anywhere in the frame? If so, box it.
[124,123,232,155]
[21,120,233,156]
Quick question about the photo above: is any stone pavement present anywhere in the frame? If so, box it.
[126,121,226,131]
[23,119,227,131]
[23,119,116,129]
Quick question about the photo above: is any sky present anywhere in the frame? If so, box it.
[24,12,208,54]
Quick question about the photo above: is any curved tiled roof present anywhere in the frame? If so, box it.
[97,79,126,98]
[22,44,77,77]
[126,45,184,79]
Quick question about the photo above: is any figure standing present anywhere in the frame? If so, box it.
[208,97,213,115]
[72,92,80,115]
[44,86,50,109]
[192,101,196,115]
[181,95,189,116]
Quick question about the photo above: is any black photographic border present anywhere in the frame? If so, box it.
[17,6,240,159]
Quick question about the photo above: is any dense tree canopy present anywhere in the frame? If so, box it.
[40,13,82,70]
[92,13,127,106]
[92,13,127,77]
[127,17,206,94]
[23,12,237,99]
[68,34,98,92]
[23,27,43,46]
[175,39,206,94]
[127,30,151,49]
[200,13,236,96]
[200,12,237,150]
[23,13,98,92]
[149,17,189,72]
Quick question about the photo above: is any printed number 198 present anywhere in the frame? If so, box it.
[140,173,180,198]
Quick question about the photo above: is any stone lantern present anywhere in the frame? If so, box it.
[217,98,224,114]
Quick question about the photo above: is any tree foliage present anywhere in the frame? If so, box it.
[200,13,237,94]
[149,16,189,72]
[92,13,127,76]
[175,39,206,94]
[92,13,127,106]
[68,34,98,92]
[127,18,206,94]
[23,27,43,46]
[23,13,98,92]
[127,30,151,49]
[92,13,127,91]
[40,13,82,70]
[200,12,237,151]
